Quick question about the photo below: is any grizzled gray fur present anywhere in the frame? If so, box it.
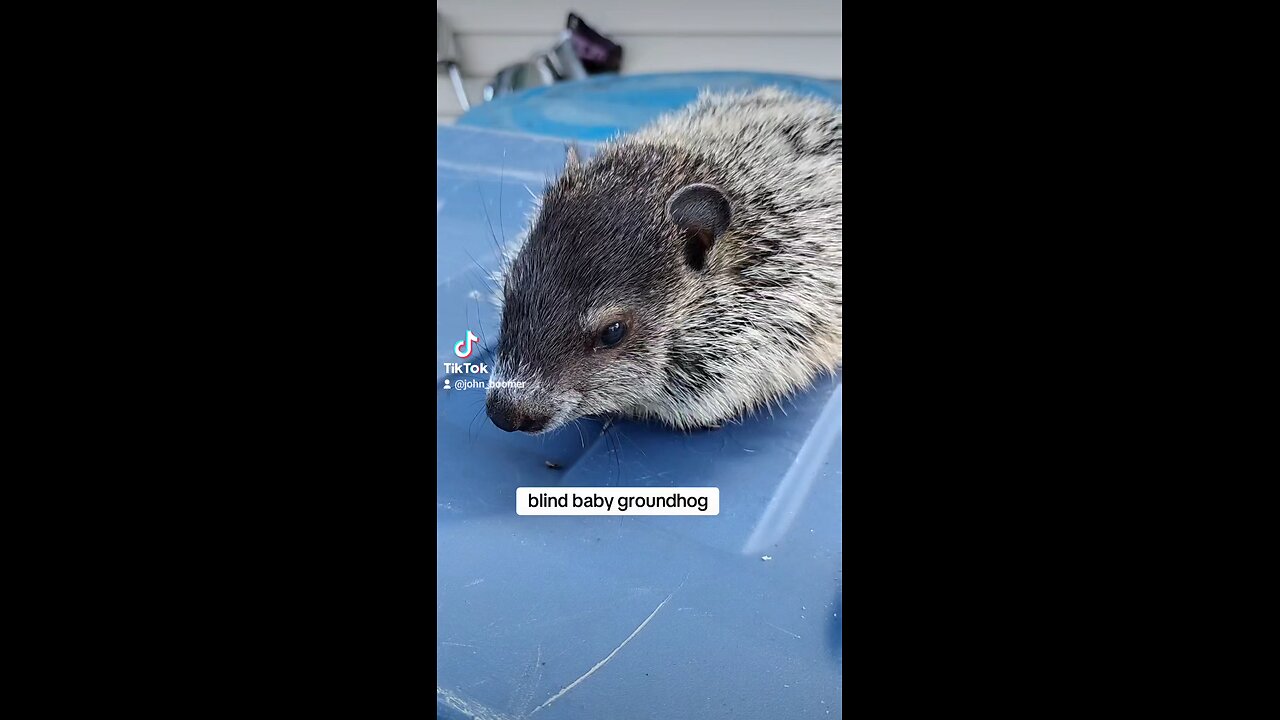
[486,88,842,434]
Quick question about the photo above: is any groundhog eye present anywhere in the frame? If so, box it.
[599,321,626,348]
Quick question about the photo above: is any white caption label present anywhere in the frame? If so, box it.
[516,487,720,516]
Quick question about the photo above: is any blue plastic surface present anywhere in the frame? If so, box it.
[437,122,842,719]
[456,71,842,142]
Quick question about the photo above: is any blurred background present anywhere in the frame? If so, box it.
[437,0,843,125]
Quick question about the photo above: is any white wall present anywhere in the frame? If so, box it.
[436,0,842,124]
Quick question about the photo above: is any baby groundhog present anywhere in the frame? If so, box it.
[486,88,841,434]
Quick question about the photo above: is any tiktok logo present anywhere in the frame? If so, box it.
[454,330,480,359]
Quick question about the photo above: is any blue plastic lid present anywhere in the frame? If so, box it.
[436,124,842,719]
[456,71,842,142]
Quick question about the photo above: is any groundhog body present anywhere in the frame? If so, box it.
[486,88,842,434]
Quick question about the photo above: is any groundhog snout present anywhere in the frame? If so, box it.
[486,393,550,433]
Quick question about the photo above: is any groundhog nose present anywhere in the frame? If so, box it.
[486,396,519,432]
[520,413,550,433]
[486,396,550,433]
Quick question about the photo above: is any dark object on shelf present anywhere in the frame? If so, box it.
[567,12,623,75]
[482,13,624,103]
[483,32,589,101]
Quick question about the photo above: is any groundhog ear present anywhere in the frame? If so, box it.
[667,183,732,271]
